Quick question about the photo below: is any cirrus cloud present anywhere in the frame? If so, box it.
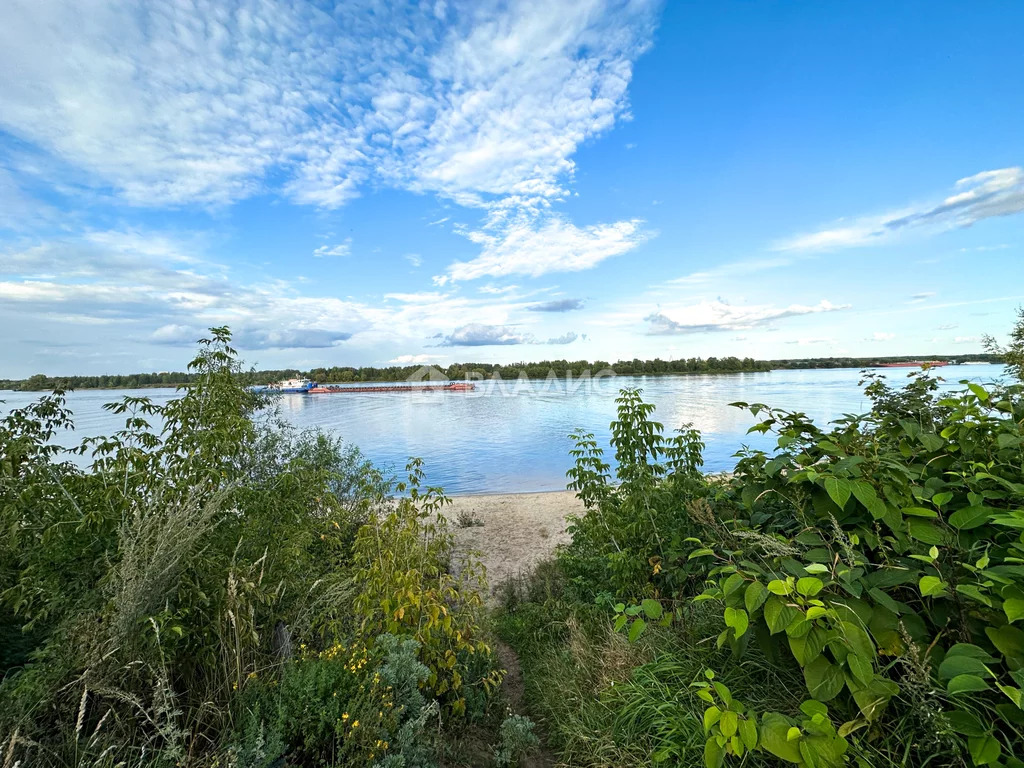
[645,299,850,335]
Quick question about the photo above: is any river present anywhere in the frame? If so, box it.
[0,365,1006,494]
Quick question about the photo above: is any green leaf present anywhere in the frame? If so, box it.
[768,579,791,595]
[938,654,992,681]
[720,710,738,738]
[804,656,846,701]
[724,607,750,639]
[824,477,851,509]
[847,653,874,687]
[764,596,800,635]
[1005,599,1024,624]
[797,577,824,597]
[739,717,757,750]
[628,618,646,643]
[704,705,722,733]
[949,506,991,530]
[968,382,990,402]
[955,584,993,607]
[745,581,768,614]
[985,625,1024,671]
[907,518,948,545]
[919,432,945,452]
[840,622,875,660]
[968,734,1001,766]
[804,563,829,574]
[704,736,725,768]
[904,506,939,518]
[919,575,948,597]
[641,598,663,620]
[851,481,887,518]
[760,713,802,763]
[786,726,801,742]
[947,674,990,695]
[945,709,987,737]
[932,491,953,508]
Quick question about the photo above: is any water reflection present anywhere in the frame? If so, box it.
[0,365,1007,494]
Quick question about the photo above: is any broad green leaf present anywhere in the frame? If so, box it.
[724,607,750,639]
[641,598,663,620]
[628,617,646,643]
[931,491,953,508]
[847,653,874,687]
[947,674,990,695]
[745,581,768,614]
[1005,598,1024,624]
[851,481,887,518]
[704,705,722,733]
[824,477,851,509]
[919,575,948,597]
[985,625,1024,671]
[720,710,738,738]
[768,579,791,595]
[955,584,992,607]
[797,577,824,597]
[764,597,800,635]
[804,656,845,701]
[704,736,725,768]
[759,713,802,763]
[907,518,948,544]
[968,734,1001,765]
[839,621,875,659]
[948,506,991,530]
[945,709,987,737]
[738,717,757,750]
[938,654,992,681]
[968,382,990,402]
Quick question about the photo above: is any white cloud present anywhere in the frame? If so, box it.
[313,240,352,258]
[954,335,983,344]
[0,0,658,210]
[910,291,936,302]
[388,353,442,364]
[869,331,896,341]
[645,299,849,335]
[775,167,1024,252]
[784,337,836,346]
[437,215,649,283]
[404,253,423,268]
[438,323,532,346]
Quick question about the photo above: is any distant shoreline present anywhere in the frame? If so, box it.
[1,358,1004,393]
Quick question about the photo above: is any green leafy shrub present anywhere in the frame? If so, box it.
[0,328,494,767]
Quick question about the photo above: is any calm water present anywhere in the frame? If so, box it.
[0,365,1006,494]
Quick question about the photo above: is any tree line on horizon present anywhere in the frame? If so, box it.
[0,352,1004,391]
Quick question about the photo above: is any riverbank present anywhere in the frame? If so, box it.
[446,490,584,593]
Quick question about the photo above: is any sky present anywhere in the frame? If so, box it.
[1,0,1023,377]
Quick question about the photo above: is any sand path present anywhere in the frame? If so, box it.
[445,490,584,594]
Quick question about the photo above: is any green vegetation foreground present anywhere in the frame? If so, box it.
[497,317,1024,767]
[0,329,537,767]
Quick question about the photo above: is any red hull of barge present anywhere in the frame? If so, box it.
[307,382,475,394]
[874,361,949,368]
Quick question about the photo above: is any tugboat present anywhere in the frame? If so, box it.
[250,378,318,394]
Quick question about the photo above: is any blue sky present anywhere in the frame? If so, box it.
[1,0,1022,377]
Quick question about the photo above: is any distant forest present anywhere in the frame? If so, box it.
[0,353,1004,392]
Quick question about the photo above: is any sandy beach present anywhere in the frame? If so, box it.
[445,490,585,593]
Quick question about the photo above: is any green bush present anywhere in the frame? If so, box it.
[0,328,495,767]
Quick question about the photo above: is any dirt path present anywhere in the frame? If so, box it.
[446,490,584,596]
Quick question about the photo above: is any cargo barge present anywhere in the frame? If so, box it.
[873,361,949,368]
[308,382,475,394]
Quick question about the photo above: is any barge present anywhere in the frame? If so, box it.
[308,382,475,394]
